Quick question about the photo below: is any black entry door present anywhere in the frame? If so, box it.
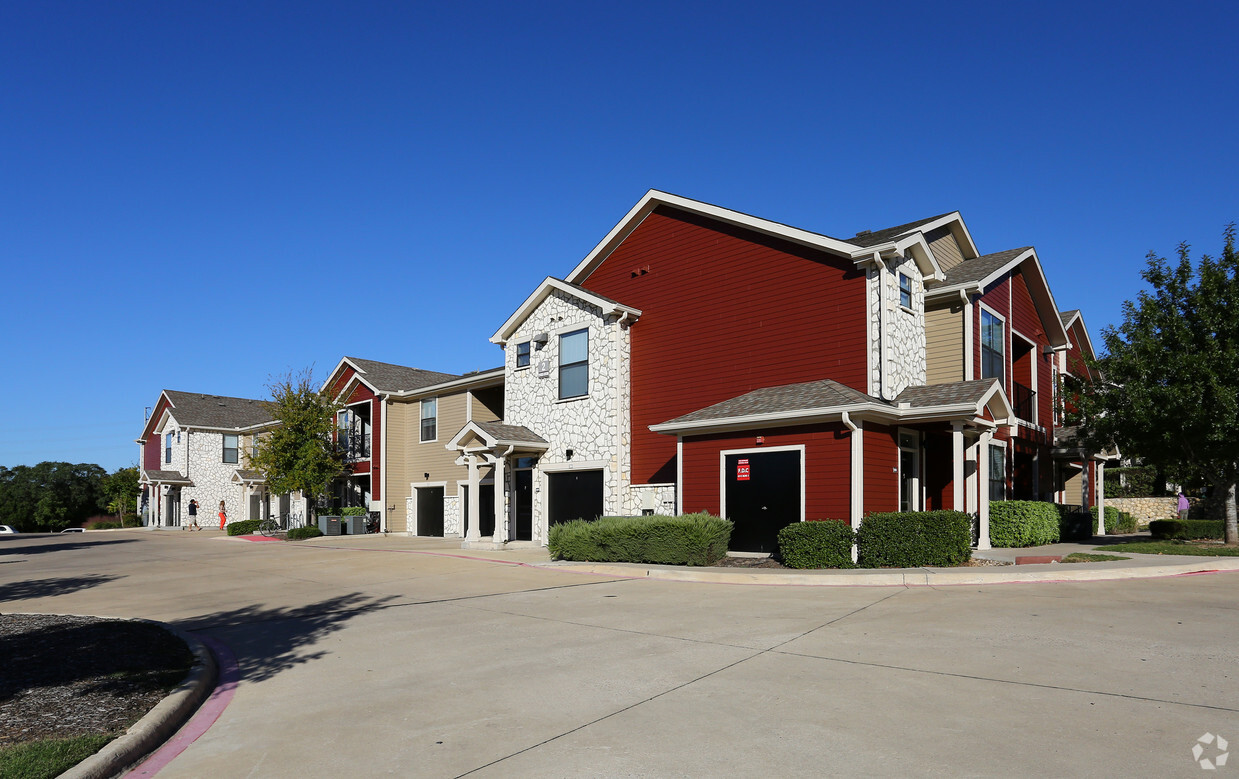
[461,485,496,537]
[548,470,603,526]
[514,470,533,540]
[416,487,444,536]
[724,450,801,553]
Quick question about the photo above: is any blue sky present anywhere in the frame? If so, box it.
[2,1,1236,472]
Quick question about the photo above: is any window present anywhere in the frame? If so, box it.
[989,444,1006,501]
[559,329,588,399]
[899,273,913,309]
[516,341,531,368]
[223,434,239,464]
[420,398,437,442]
[981,309,1004,385]
[251,436,260,460]
[165,432,173,464]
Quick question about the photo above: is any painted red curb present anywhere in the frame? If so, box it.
[235,534,282,542]
[124,634,239,777]
[1015,555,1063,565]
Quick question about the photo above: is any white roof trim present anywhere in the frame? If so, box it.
[445,420,549,451]
[916,211,980,260]
[1062,312,1097,359]
[389,367,506,399]
[323,357,382,398]
[491,277,642,345]
[564,190,865,285]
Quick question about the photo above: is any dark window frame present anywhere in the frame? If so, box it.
[420,397,437,442]
[165,432,173,464]
[222,434,239,464]
[989,444,1006,501]
[899,273,913,309]
[980,308,1005,386]
[516,341,531,368]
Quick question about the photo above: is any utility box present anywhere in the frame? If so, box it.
[345,515,370,535]
[318,515,342,536]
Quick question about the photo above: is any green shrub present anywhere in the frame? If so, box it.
[122,513,141,527]
[1057,504,1092,540]
[1103,466,1160,498]
[90,520,121,530]
[1148,519,1225,540]
[777,520,854,568]
[989,501,1061,547]
[856,511,972,568]
[1091,505,1137,534]
[226,519,263,536]
[287,526,324,540]
[548,513,733,566]
[342,507,368,516]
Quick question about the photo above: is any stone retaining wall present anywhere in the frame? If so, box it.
[1106,497,1195,525]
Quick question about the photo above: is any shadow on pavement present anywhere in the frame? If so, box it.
[176,593,398,684]
[0,574,123,603]
[0,538,140,556]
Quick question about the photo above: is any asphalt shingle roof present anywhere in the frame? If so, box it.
[894,379,1000,408]
[848,212,956,248]
[942,247,1031,287]
[658,380,874,426]
[1059,309,1080,327]
[141,469,194,485]
[163,391,274,429]
[345,357,460,393]
[473,421,548,445]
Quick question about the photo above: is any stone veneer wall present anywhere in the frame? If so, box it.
[405,492,462,537]
[868,256,927,399]
[503,289,632,543]
[1106,497,1194,527]
[184,430,242,526]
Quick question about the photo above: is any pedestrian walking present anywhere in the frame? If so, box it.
[187,499,199,531]
[218,500,227,530]
[1177,491,1190,520]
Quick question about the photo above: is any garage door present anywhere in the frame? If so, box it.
[548,470,603,526]
[724,450,801,553]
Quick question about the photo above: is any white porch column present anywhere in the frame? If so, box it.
[977,430,992,550]
[849,417,864,564]
[952,422,965,512]
[466,455,481,542]
[1096,460,1107,536]
[493,457,508,543]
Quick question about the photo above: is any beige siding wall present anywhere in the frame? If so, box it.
[385,391,472,533]
[1064,469,1083,505]
[470,390,501,423]
[926,304,965,384]
[926,226,965,271]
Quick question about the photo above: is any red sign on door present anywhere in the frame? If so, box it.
[737,458,750,481]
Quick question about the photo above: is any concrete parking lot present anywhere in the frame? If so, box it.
[2,530,1237,777]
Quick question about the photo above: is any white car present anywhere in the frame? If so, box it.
[59,527,85,533]
[0,525,18,534]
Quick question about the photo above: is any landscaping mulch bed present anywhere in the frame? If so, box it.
[0,614,192,747]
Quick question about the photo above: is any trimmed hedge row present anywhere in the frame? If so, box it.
[777,520,854,569]
[1148,519,1225,540]
[287,525,324,540]
[548,513,733,566]
[858,511,972,568]
[1091,505,1138,534]
[342,507,368,516]
[226,519,263,536]
[989,501,1061,547]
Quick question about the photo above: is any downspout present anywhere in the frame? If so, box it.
[614,310,632,513]
[873,253,888,401]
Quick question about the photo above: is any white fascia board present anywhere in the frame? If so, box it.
[491,277,642,345]
[321,356,360,394]
[446,420,488,450]
[893,234,944,281]
[333,372,381,403]
[976,381,1014,425]
[564,190,861,285]
[926,248,1036,300]
[1020,251,1071,348]
[909,211,980,260]
[391,367,506,400]
[1069,316,1097,359]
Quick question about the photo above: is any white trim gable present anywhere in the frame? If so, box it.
[322,357,382,399]
[490,277,641,346]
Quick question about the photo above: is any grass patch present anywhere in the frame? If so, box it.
[0,733,114,779]
[1061,553,1130,563]
[1096,540,1239,556]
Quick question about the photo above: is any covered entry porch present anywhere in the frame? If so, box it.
[446,420,548,549]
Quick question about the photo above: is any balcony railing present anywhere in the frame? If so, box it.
[1012,382,1036,422]
[338,432,371,461]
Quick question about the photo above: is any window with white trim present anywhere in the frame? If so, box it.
[981,309,1004,385]
[516,341,531,368]
[420,398,437,442]
[559,329,588,399]
[223,434,239,464]
[899,273,913,309]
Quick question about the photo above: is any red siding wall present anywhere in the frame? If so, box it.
[1009,273,1055,427]
[863,424,898,513]
[680,424,853,520]
[579,207,869,484]
[143,397,173,470]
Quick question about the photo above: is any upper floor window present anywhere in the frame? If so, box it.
[421,398,437,442]
[165,432,173,464]
[980,309,1004,385]
[516,341,531,368]
[251,436,260,460]
[559,329,589,399]
[898,273,913,309]
[223,434,239,464]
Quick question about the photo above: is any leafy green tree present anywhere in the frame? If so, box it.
[249,369,343,519]
[1077,225,1239,545]
[102,466,141,524]
[0,462,107,531]
[34,493,68,532]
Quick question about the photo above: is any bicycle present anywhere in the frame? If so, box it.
[258,514,281,537]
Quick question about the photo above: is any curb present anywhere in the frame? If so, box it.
[59,622,218,779]
[531,555,1239,587]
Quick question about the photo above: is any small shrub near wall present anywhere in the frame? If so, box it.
[548,513,733,566]
[1091,506,1138,534]
[1148,519,1225,540]
[226,519,263,536]
[989,501,1061,547]
[777,520,854,569]
[342,507,368,516]
[287,526,324,540]
[856,511,972,568]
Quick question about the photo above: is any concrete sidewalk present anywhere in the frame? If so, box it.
[282,531,1239,587]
